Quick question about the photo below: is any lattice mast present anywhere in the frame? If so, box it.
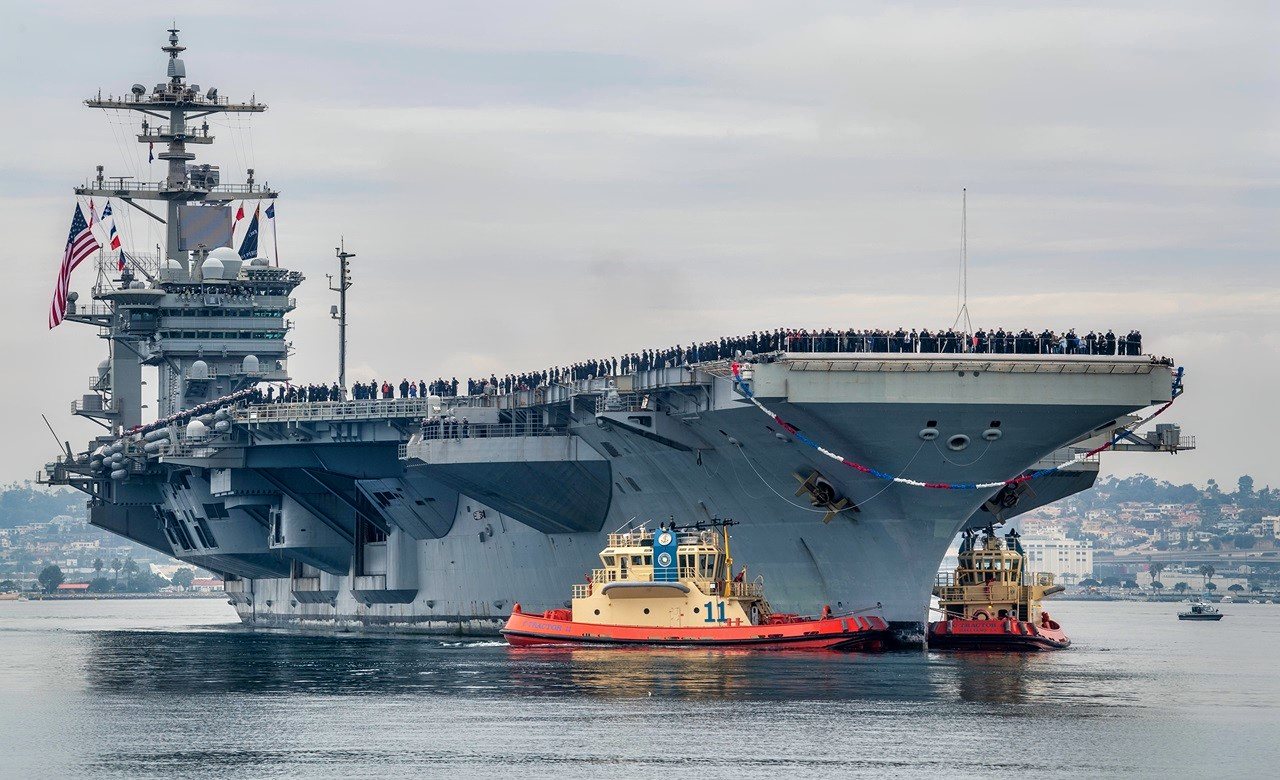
[78,27,275,267]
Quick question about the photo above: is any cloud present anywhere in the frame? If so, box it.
[0,1,1276,487]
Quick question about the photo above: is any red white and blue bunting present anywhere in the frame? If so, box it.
[729,362,1182,491]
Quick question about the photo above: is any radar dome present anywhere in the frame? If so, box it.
[200,256,225,280]
[208,247,240,264]
[159,257,186,281]
[209,247,243,279]
[242,354,260,374]
[186,419,209,440]
[189,360,210,380]
[250,256,270,267]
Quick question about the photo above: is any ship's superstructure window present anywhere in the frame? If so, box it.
[196,517,218,547]
[357,519,387,544]
[157,330,285,340]
[202,503,230,520]
[163,511,195,551]
[159,308,286,318]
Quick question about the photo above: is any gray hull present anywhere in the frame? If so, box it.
[218,356,1170,642]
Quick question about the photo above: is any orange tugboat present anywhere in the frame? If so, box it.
[929,526,1069,651]
[503,520,888,650]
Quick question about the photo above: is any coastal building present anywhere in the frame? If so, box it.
[190,577,224,592]
[1023,532,1094,580]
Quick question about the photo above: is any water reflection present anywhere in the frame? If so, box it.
[81,628,1138,710]
[20,600,1278,779]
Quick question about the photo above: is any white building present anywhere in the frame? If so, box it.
[1022,533,1094,580]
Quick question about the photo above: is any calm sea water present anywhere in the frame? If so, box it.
[0,598,1276,779]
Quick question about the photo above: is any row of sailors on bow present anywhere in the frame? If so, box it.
[448,327,1144,396]
[253,326,1144,404]
[786,328,1143,355]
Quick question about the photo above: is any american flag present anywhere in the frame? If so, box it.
[48,204,101,329]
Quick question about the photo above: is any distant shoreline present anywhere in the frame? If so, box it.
[3,592,226,601]
[1050,592,1279,603]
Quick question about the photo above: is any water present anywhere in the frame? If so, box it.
[0,599,1275,779]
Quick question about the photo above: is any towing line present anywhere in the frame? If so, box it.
[729,363,1183,491]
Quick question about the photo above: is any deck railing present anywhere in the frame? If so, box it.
[238,397,438,424]
[569,575,762,600]
[416,422,565,441]
[934,570,1055,602]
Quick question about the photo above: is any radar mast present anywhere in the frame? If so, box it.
[78,27,275,268]
[63,29,297,426]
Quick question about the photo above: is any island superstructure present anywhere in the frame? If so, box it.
[43,30,1192,644]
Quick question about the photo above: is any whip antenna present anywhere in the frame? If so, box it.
[952,188,973,338]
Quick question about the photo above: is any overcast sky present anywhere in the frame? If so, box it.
[1,1,1276,487]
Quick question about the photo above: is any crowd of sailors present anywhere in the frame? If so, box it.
[784,327,1142,356]
[253,326,1142,403]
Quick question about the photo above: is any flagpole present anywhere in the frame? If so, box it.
[271,205,279,267]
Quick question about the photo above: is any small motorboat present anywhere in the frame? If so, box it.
[928,525,1070,651]
[1178,601,1223,621]
[502,519,888,651]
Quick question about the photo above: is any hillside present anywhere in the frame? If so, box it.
[0,483,85,528]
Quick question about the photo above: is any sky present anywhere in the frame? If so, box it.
[0,1,1276,487]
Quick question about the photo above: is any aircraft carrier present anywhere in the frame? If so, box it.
[43,30,1192,644]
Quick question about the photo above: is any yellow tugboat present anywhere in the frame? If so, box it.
[503,519,888,650]
[929,526,1069,650]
